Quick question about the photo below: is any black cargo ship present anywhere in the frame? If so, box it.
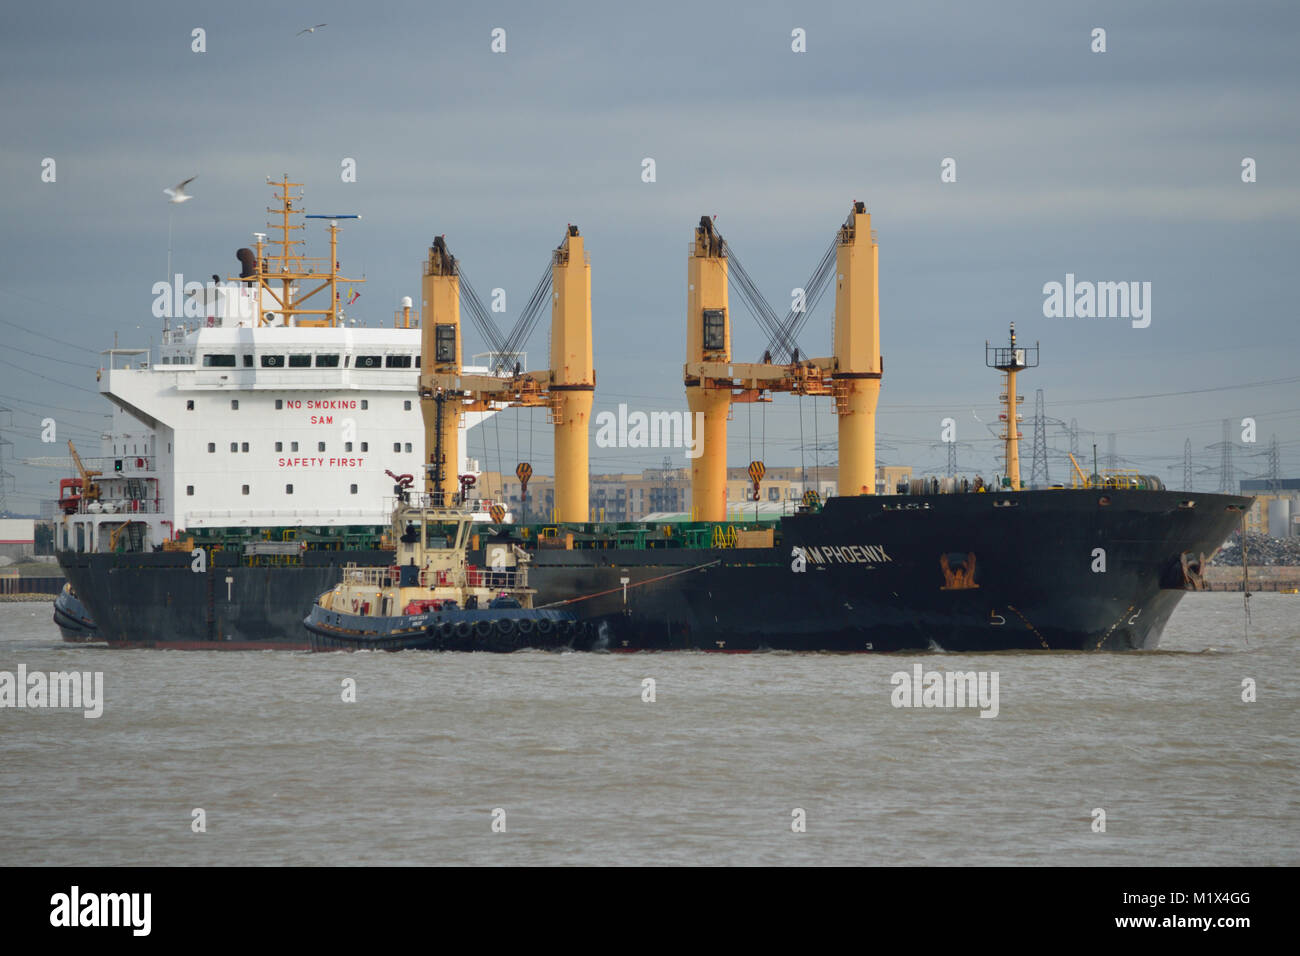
[51,194,1250,651]
[58,484,1247,651]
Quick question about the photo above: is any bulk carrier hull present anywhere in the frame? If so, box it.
[57,489,1250,652]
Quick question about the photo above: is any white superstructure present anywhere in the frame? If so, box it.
[57,178,509,553]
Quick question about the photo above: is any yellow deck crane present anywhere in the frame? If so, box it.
[684,203,882,520]
[61,440,101,513]
[419,226,594,522]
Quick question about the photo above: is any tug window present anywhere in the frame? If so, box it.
[361,400,368,410]
[242,485,250,495]
[243,354,253,367]
[202,354,236,367]
[318,442,326,452]
[345,442,353,452]
[275,442,283,452]
[207,443,215,453]
[291,441,299,452]
[261,355,286,368]
[355,355,382,369]
[230,400,239,409]
[230,443,237,452]
[186,486,194,496]
[361,442,368,452]
[186,400,194,410]
[385,354,413,368]
[404,400,412,411]
[350,484,358,494]
[315,354,340,367]
[285,484,294,495]
[288,354,312,368]
[275,400,283,410]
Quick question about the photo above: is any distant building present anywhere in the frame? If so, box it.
[0,518,36,560]
[1240,482,1299,538]
[484,464,913,523]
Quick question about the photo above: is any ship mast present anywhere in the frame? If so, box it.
[986,323,1039,490]
[232,175,365,327]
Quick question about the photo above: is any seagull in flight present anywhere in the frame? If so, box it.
[297,23,327,36]
[163,176,196,204]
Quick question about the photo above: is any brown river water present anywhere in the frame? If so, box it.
[1,593,1295,865]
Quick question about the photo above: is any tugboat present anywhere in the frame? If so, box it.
[303,471,584,651]
[53,584,99,643]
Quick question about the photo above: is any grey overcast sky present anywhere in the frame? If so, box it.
[1,0,1298,511]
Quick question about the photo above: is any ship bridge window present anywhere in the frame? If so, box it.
[203,354,236,367]
[361,442,368,452]
[361,400,368,410]
[261,355,286,368]
[385,355,413,368]
[350,484,358,494]
[315,354,340,367]
[404,400,412,411]
[243,354,253,367]
[207,443,215,453]
[356,355,382,369]
[186,400,194,410]
[289,354,312,368]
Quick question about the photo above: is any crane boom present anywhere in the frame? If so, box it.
[67,440,101,501]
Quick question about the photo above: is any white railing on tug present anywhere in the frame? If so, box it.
[340,564,525,590]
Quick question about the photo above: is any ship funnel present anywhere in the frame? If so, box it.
[236,248,257,279]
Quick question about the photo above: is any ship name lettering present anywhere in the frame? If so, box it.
[803,544,891,565]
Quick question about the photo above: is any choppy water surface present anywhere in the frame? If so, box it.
[1,593,1296,865]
